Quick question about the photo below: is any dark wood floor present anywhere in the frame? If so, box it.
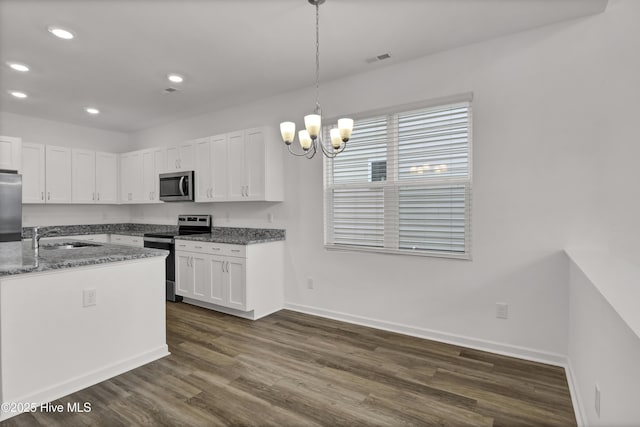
[5,303,576,426]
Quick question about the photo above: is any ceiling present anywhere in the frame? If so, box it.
[0,0,608,133]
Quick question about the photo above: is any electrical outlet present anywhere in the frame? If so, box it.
[595,383,601,417]
[496,302,508,319]
[307,277,314,290]
[83,289,97,307]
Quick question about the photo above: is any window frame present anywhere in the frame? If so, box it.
[323,93,473,260]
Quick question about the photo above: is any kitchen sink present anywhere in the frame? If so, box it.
[41,242,101,250]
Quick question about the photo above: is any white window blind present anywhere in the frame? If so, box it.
[324,98,472,258]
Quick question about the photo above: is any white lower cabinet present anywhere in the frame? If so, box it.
[175,240,283,320]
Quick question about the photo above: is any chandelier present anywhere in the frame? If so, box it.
[279,0,353,159]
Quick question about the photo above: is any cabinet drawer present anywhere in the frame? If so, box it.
[174,240,246,257]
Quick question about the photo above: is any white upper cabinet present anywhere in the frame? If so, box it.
[45,145,72,203]
[120,151,143,203]
[141,147,165,203]
[0,135,22,172]
[210,134,229,201]
[195,137,213,202]
[21,142,46,204]
[195,127,282,203]
[95,152,118,203]
[166,140,195,172]
[227,127,283,202]
[72,149,118,204]
[71,149,96,203]
[244,128,267,201]
[227,131,246,201]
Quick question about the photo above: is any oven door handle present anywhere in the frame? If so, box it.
[179,176,186,196]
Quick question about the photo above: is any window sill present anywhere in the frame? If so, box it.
[324,244,471,260]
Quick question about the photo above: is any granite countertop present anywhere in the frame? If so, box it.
[175,227,285,245]
[21,223,178,239]
[0,240,168,277]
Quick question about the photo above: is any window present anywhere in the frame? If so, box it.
[324,96,472,258]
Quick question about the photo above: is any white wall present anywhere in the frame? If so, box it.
[567,258,640,426]
[130,1,640,360]
[0,112,133,226]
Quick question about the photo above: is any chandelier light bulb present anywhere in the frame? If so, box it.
[338,118,354,142]
[280,122,296,145]
[304,114,321,139]
[330,128,342,149]
[299,130,312,151]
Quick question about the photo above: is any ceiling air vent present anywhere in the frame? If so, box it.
[365,52,392,64]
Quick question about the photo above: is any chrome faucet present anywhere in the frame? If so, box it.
[31,226,61,250]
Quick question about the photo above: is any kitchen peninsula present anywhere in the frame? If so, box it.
[0,239,169,421]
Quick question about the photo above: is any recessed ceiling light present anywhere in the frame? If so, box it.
[9,91,28,99]
[167,74,184,83]
[7,62,30,72]
[48,26,75,40]
[85,107,100,115]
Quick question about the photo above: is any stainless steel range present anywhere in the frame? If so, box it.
[143,214,211,302]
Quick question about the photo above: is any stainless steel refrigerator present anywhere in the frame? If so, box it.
[0,171,22,242]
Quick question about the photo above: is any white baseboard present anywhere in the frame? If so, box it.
[284,302,567,366]
[1,346,169,421]
[564,359,586,427]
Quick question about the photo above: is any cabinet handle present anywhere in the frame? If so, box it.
[178,244,186,248]
[92,192,95,201]
[212,247,220,251]
[231,249,240,253]
[195,246,202,249]
[97,192,100,201]
[47,192,50,200]
[149,192,152,200]
[245,185,249,197]
[175,159,178,169]
[41,192,44,200]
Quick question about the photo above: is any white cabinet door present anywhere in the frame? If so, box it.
[141,149,155,203]
[210,134,228,201]
[195,138,212,202]
[166,146,180,172]
[227,131,245,200]
[176,252,193,297]
[119,152,133,203]
[179,141,196,171]
[208,256,226,305]
[192,253,211,302]
[166,142,195,172]
[141,148,165,203]
[120,151,143,203]
[71,149,96,203]
[226,257,246,311]
[152,148,165,202]
[0,135,22,172]
[244,128,266,200]
[45,145,72,203]
[95,152,118,204]
[21,142,46,204]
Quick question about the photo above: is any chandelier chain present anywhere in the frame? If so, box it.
[315,1,320,114]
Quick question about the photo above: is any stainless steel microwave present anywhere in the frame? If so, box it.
[159,171,194,202]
